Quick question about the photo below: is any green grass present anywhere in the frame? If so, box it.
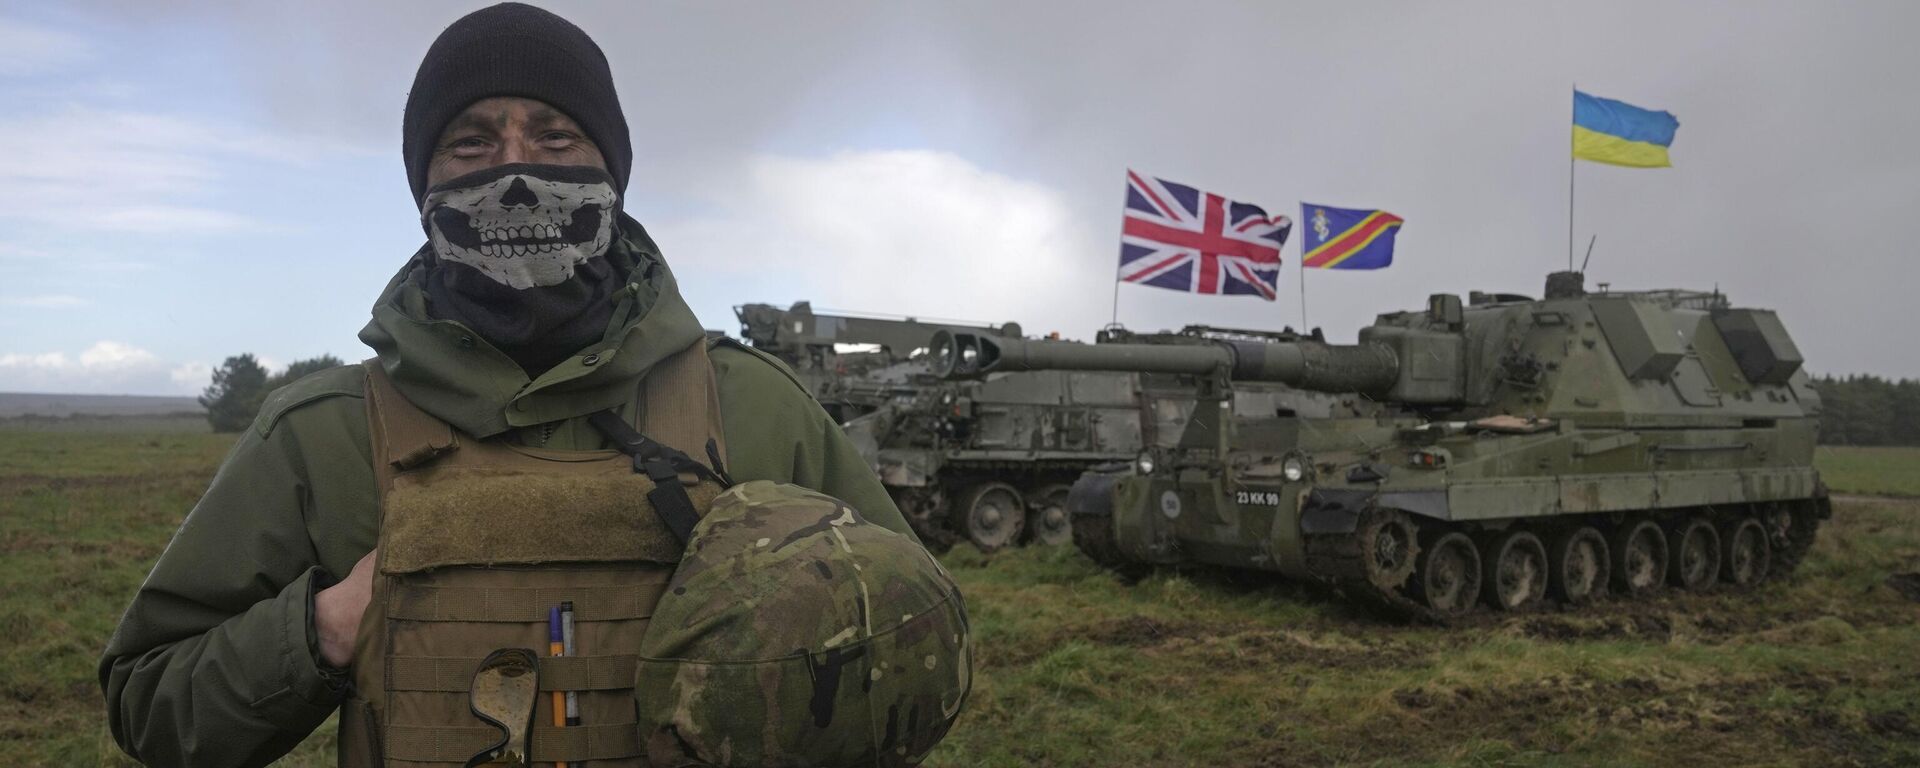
[1817,445,1920,497]
[0,414,208,434]
[0,432,238,766]
[931,504,1920,768]
[5,432,1919,767]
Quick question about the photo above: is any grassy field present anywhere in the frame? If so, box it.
[0,414,208,434]
[3,434,1917,767]
[1817,445,1920,497]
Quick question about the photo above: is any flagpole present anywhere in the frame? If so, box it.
[1569,84,1577,271]
[1298,250,1308,331]
[1112,168,1127,327]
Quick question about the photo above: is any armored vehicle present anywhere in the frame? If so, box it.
[933,272,1829,619]
[851,325,1370,552]
[734,301,1108,549]
[733,302,1022,422]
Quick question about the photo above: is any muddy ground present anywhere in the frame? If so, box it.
[933,495,1920,767]
[2,433,1915,767]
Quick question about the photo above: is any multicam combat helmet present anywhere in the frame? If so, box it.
[636,481,972,767]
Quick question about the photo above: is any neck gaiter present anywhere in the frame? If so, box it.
[418,162,624,375]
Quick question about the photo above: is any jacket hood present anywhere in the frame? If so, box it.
[358,213,706,438]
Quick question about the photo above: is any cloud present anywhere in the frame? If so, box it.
[1,294,89,308]
[0,18,89,76]
[169,361,211,390]
[76,340,158,368]
[95,206,260,235]
[659,149,1105,337]
[0,340,204,395]
[1,352,67,369]
[0,346,301,396]
[0,107,247,234]
[0,104,365,236]
[5,1,1920,380]
[0,243,153,274]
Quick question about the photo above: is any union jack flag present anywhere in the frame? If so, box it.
[1118,170,1291,301]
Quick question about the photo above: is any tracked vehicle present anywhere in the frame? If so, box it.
[732,300,1114,549]
[851,325,1373,552]
[934,272,1829,619]
[734,301,1023,423]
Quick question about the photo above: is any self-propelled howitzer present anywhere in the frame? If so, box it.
[934,272,1830,620]
[735,301,1023,422]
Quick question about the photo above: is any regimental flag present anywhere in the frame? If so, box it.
[1573,90,1680,168]
[1119,170,1291,301]
[1300,203,1403,270]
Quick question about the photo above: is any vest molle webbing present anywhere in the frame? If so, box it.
[339,341,726,768]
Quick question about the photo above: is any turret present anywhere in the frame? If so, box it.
[937,272,1818,427]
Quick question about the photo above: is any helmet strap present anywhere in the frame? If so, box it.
[589,410,726,544]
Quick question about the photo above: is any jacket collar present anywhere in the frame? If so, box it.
[358,214,707,438]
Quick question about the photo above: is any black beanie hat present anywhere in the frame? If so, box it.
[402,2,632,206]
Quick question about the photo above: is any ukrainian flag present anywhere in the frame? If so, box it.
[1573,90,1680,168]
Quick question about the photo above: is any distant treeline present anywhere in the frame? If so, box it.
[192,356,1920,444]
[200,354,344,432]
[1810,375,1920,447]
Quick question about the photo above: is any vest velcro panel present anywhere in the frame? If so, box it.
[379,469,707,572]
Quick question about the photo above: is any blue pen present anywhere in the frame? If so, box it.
[547,607,565,768]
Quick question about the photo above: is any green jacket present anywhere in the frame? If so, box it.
[99,220,909,768]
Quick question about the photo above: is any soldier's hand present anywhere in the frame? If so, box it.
[314,549,377,669]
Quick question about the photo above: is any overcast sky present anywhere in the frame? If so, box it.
[2,0,1915,395]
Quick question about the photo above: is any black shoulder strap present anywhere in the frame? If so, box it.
[588,410,731,544]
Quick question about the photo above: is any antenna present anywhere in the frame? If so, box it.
[1579,235,1597,273]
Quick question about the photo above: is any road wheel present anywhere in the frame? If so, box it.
[891,486,955,554]
[1025,484,1073,546]
[1668,517,1721,590]
[1411,532,1482,617]
[956,482,1026,553]
[1767,496,1825,575]
[1548,526,1611,605]
[1357,509,1420,593]
[1610,520,1668,596]
[1721,517,1772,587]
[1482,530,1550,611]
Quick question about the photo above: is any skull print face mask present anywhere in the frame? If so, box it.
[421,163,620,290]
[418,163,630,375]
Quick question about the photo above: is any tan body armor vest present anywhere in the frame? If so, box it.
[339,343,727,768]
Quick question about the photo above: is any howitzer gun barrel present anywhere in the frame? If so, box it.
[931,330,1399,395]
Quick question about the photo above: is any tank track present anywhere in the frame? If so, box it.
[898,466,1097,552]
[907,515,963,554]
[1768,489,1830,575]
[1069,473,1149,578]
[891,487,962,554]
[1304,511,1448,625]
[1302,495,1831,625]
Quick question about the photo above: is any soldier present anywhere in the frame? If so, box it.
[99,4,969,767]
